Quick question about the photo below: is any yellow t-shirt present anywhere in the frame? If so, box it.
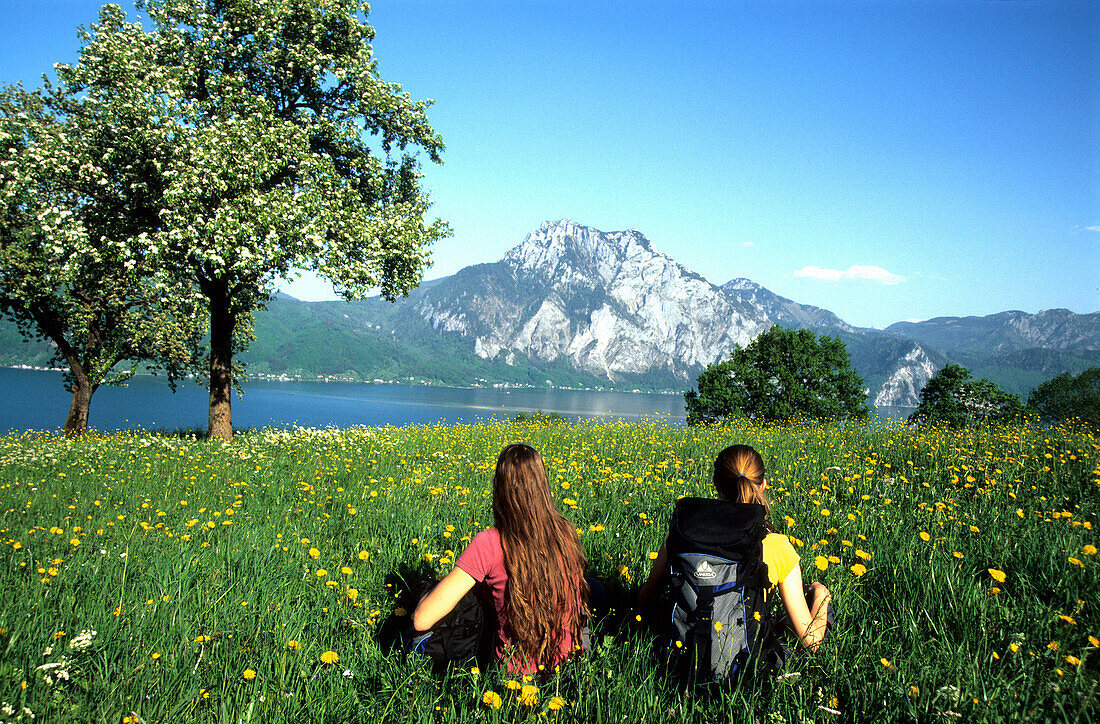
[762,533,800,588]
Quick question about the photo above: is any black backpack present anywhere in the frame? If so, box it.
[659,498,780,687]
[405,584,496,673]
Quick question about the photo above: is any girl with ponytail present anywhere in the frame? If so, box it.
[640,444,833,652]
[413,443,590,674]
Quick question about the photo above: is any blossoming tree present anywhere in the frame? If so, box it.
[69,0,449,440]
[0,21,203,436]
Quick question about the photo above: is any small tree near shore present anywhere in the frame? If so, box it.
[0,64,201,435]
[685,326,869,425]
[908,363,1024,426]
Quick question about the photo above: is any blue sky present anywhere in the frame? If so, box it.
[1,0,1096,328]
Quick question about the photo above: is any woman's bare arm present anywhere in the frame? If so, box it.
[777,564,831,650]
[411,566,476,632]
[638,543,668,609]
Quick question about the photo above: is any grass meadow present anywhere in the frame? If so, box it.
[0,417,1096,722]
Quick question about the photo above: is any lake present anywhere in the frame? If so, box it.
[0,368,914,433]
[0,367,690,433]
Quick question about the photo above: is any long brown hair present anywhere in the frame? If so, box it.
[492,443,589,671]
[713,444,774,532]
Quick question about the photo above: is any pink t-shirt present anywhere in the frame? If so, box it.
[455,527,576,673]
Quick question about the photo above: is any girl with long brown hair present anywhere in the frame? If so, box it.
[640,444,832,651]
[412,443,590,674]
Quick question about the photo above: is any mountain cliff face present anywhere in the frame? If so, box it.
[414,220,773,380]
[885,309,1100,354]
[408,220,943,404]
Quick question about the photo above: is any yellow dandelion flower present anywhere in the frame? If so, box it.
[815,556,829,571]
[316,569,327,577]
[1066,655,1081,666]
[880,658,893,669]
[347,588,358,601]
[1059,615,1076,625]
[287,639,300,650]
[358,550,369,561]
[341,566,353,576]
[1068,557,1084,567]
[308,547,320,559]
[519,684,539,707]
[953,552,964,559]
[988,569,1007,583]
[1047,641,1059,651]
[1009,643,1019,653]
[1089,636,1099,647]
[714,621,723,632]
[505,679,521,690]
[919,532,930,542]
[648,551,658,560]
[855,549,872,560]
[242,668,256,680]
[548,696,566,710]
[151,652,160,660]
[320,650,339,665]
[850,563,867,576]
[481,691,502,709]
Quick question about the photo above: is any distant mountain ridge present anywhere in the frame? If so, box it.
[2,219,1097,406]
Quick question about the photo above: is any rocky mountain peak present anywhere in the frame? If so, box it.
[503,219,659,285]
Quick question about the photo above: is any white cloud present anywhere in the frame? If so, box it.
[741,241,755,247]
[793,264,905,285]
[1086,225,1100,232]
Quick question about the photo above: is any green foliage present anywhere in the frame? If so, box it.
[0,53,203,432]
[48,0,450,437]
[908,364,1025,426]
[1027,367,1100,427]
[685,326,869,424]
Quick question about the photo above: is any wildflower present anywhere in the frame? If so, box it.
[287,640,300,650]
[1066,655,1081,666]
[988,569,1007,583]
[242,669,256,680]
[1059,615,1076,625]
[505,679,521,690]
[1009,643,1019,653]
[320,650,339,665]
[820,509,830,516]
[909,686,919,698]
[341,566,353,576]
[648,551,658,560]
[1090,636,1099,647]
[316,569,327,577]
[814,556,829,571]
[481,691,502,709]
[518,684,539,706]
[358,551,369,561]
[855,549,871,560]
[195,635,210,643]
[714,621,723,632]
[919,532,930,542]
[548,696,566,710]
[1068,557,1084,567]
[1083,545,1098,556]
[308,548,320,559]
[346,588,358,601]
[880,658,893,669]
[850,563,867,577]
[1048,641,1059,651]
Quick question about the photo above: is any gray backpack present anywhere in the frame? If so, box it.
[661,498,778,687]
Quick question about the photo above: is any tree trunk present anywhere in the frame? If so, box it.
[62,367,96,437]
[207,283,236,442]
